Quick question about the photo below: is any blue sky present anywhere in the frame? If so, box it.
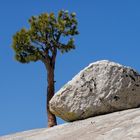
[0,0,140,136]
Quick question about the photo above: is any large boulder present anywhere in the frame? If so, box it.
[50,60,140,121]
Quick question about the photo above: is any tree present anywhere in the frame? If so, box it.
[11,10,79,127]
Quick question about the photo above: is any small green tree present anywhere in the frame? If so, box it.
[11,10,78,127]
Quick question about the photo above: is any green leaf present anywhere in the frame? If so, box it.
[11,10,79,63]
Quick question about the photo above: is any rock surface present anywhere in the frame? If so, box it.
[50,60,140,121]
[1,108,140,140]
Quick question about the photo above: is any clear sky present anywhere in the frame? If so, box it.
[0,0,140,136]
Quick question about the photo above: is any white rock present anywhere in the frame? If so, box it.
[50,60,140,121]
[1,108,140,140]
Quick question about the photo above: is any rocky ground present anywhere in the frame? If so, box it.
[1,108,140,140]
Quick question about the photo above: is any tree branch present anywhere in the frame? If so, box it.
[32,40,45,50]
[52,47,57,66]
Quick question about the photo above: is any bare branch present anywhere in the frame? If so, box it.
[52,47,57,65]
[32,40,45,50]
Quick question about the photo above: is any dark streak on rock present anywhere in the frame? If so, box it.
[129,75,135,81]
[90,88,93,92]
[135,84,139,87]
[114,95,120,101]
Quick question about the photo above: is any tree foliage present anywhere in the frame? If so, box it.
[12,10,79,64]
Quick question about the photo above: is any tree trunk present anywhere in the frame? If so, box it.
[46,66,57,127]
